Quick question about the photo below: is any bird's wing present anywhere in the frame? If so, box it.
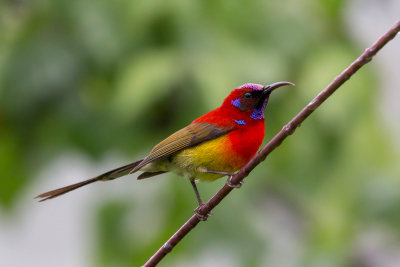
[130,122,233,172]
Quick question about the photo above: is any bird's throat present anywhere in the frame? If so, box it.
[250,93,270,120]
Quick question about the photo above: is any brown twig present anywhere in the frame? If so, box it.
[143,20,400,267]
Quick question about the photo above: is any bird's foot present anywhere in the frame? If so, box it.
[194,204,213,221]
[226,176,244,188]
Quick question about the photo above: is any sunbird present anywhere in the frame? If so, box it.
[36,81,293,219]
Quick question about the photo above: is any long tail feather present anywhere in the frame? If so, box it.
[35,159,143,202]
[35,177,100,202]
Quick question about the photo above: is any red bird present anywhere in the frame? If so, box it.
[36,82,293,219]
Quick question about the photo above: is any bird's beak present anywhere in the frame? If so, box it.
[263,81,295,95]
[255,81,294,111]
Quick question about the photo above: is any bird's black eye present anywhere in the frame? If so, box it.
[244,92,252,99]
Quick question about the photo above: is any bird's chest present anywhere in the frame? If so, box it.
[227,121,265,163]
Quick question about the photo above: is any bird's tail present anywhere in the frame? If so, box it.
[35,159,144,202]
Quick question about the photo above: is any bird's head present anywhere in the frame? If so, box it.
[223,81,294,120]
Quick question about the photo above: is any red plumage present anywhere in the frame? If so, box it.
[193,86,266,171]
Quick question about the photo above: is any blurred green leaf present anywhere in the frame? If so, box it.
[0,129,26,207]
[112,50,180,122]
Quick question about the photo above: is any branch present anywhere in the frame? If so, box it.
[143,20,400,267]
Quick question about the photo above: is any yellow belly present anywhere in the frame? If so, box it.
[143,135,246,182]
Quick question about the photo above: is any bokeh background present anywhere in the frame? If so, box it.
[1,0,399,266]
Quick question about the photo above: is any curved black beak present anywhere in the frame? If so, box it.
[254,81,295,112]
[263,81,295,95]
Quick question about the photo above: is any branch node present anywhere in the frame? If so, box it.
[282,124,296,135]
[367,47,376,54]
[307,99,318,110]
[356,58,363,63]
[342,72,351,80]
[364,56,372,63]
[162,242,173,253]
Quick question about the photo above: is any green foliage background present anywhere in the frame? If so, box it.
[1,0,399,266]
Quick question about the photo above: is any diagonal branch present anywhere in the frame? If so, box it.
[143,20,400,267]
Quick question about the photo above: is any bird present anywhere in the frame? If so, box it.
[36,81,293,219]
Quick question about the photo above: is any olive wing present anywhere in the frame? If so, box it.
[130,122,232,172]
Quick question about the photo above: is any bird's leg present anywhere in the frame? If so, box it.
[190,179,212,221]
[190,179,204,206]
[198,167,243,189]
